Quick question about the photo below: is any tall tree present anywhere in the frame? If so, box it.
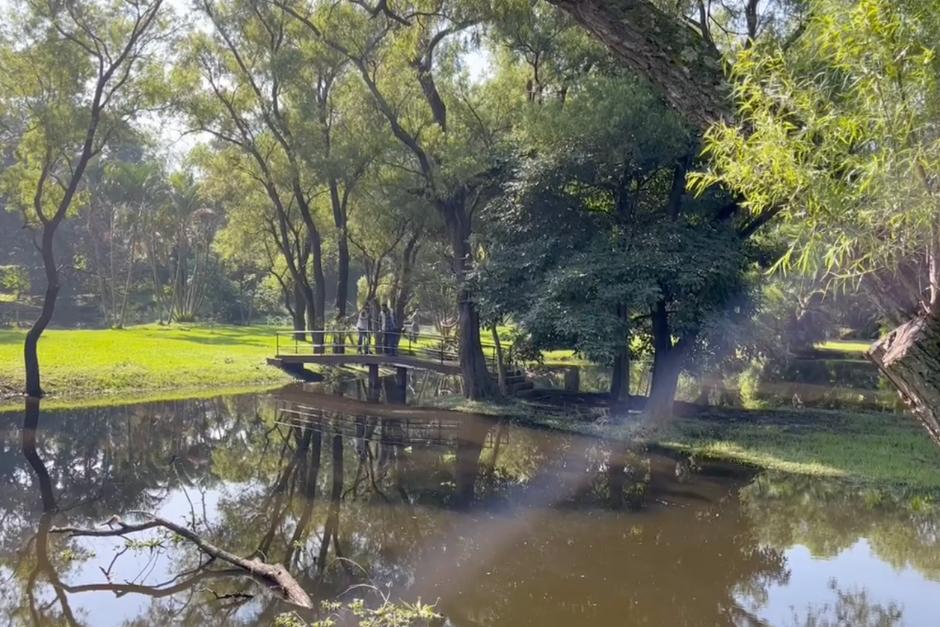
[0,0,167,397]
[479,74,754,409]
[175,17,327,339]
[277,0,514,398]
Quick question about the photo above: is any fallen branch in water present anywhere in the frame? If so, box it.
[51,512,313,608]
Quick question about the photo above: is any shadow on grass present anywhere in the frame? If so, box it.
[0,330,25,346]
[147,329,275,348]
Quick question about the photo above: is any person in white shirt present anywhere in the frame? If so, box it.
[356,307,370,354]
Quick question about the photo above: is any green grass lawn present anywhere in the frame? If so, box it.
[659,408,940,489]
[0,324,292,402]
[430,392,940,489]
[816,339,874,355]
[507,402,940,490]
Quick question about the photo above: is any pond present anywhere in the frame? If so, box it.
[1,384,938,626]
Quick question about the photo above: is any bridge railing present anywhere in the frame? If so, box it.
[274,327,511,370]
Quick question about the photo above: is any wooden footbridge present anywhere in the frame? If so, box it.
[267,328,531,399]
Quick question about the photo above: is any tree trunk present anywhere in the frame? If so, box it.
[304,284,317,347]
[444,205,494,400]
[868,313,940,447]
[330,180,350,319]
[491,324,507,395]
[393,232,420,327]
[648,299,696,420]
[24,228,60,398]
[118,252,134,329]
[648,348,684,419]
[550,0,729,130]
[609,303,631,402]
[291,283,307,332]
[336,228,350,318]
[310,229,326,354]
[610,347,630,403]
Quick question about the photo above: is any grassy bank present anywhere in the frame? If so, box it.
[434,396,940,490]
[0,324,292,404]
[4,324,933,489]
[659,408,940,489]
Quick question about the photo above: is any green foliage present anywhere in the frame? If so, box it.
[693,0,940,299]
[478,73,754,366]
[738,359,770,410]
[0,0,168,224]
[0,266,28,300]
[276,597,441,627]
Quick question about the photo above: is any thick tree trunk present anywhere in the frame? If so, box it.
[458,299,494,400]
[550,0,729,129]
[609,303,631,402]
[24,228,60,398]
[393,233,420,327]
[304,287,317,348]
[330,180,350,319]
[491,325,507,395]
[336,229,350,317]
[868,313,940,447]
[444,206,494,400]
[609,347,630,402]
[291,284,307,332]
[647,299,682,419]
[648,349,684,419]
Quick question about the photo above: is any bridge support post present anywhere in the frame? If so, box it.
[395,367,408,405]
[367,364,380,402]
[565,367,580,393]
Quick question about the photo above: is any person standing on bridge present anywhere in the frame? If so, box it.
[356,307,370,354]
[388,307,401,356]
[408,314,420,343]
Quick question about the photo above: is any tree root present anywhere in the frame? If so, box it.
[52,512,313,608]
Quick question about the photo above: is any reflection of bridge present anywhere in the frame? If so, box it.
[273,389,499,449]
[270,351,463,375]
[267,329,531,398]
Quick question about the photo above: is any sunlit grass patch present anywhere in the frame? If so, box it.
[660,409,940,489]
[0,324,292,402]
[540,349,590,365]
[475,394,940,489]
[816,339,873,355]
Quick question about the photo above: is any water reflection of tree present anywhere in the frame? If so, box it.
[3,395,320,624]
[741,474,940,580]
[2,394,796,626]
[789,581,902,627]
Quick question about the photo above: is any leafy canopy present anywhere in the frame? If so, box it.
[693,0,940,286]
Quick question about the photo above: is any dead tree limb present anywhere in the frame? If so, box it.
[51,513,313,608]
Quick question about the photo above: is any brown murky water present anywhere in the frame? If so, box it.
[1,385,938,626]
